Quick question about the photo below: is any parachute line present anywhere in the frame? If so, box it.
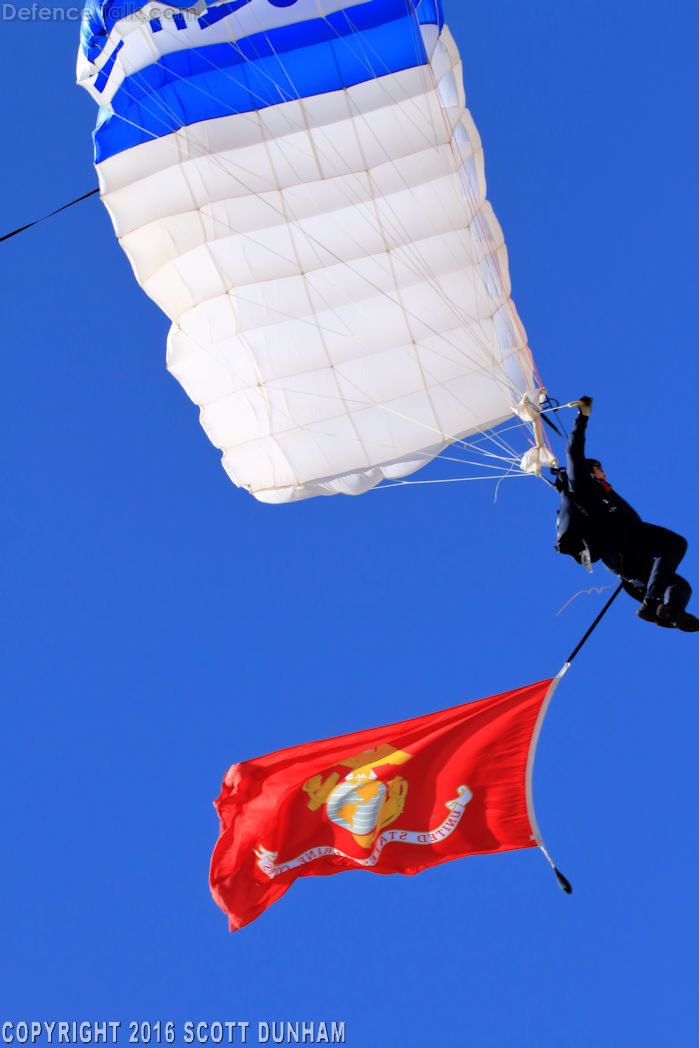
[1,188,99,243]
[113,24,526,392]
[258,378,523,469]
[374,472,532,489]
[116,78,507,385]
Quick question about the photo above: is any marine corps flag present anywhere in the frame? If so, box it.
[210,679,561,930]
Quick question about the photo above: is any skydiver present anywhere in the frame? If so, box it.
[554,396,699,632]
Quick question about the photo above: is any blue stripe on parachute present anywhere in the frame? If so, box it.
[81,1,196,62]
[197,0,264,33]
[94,39,124,94]
[81,0,443,61]
[93,1,441,163]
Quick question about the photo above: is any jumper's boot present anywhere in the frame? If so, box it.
[657,604,699,632]
[637,598,661,624]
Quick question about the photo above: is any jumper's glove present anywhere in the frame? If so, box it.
[577,396,593,416]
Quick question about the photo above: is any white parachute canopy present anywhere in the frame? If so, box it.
[78,0,552,502]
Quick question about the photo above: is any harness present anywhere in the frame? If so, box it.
[551,468,601,572]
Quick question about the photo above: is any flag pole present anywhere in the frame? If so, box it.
[526,583,625,894]
[562,583,624,668]
[525,670,573,893]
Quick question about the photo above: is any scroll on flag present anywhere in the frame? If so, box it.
[210,679,562,930]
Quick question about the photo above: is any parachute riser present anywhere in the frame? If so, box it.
[514,389,558,476]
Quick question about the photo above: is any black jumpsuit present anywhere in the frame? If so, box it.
[566,412,691,614]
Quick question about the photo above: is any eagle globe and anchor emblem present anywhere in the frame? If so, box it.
[254,745,473,877]
[304,744,412,848]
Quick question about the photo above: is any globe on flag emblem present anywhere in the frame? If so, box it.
[326,774,388,839]
[305,746,412,849]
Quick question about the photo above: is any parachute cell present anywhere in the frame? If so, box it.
[78,0,545,502]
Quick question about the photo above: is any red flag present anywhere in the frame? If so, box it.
[210,679,557,930]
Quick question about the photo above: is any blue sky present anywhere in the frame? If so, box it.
[1,3,697,1046]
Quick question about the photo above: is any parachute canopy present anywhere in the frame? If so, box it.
[78,0,546,502]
